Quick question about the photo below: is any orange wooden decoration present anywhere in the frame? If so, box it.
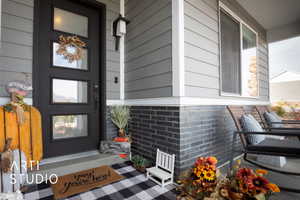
[0,106,43,167]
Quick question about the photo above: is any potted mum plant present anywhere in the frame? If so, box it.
[110,105,130,137]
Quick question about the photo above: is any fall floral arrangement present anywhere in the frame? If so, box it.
[177,157,219,199]
[177,158,280,200]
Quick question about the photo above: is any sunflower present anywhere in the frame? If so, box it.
[251,176,270,194]
[203,170,216,181]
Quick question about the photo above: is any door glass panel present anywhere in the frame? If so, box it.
[53,115,88,139]
[54,8,88,37]
[52,79,88,103]
[53,42,88,70]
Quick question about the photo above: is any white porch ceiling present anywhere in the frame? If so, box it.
[236,0,300,30]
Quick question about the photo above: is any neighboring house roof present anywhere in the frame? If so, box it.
[271,71,300,83]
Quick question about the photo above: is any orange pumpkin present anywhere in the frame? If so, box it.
[0,106,43,167]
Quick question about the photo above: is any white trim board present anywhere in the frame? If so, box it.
[119,0,125,100]
[107,97,270,106]
[0,97,268,107]
[172,0,185,97]
[0,97,32,105]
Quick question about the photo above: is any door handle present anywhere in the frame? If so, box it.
[93,83,99,110]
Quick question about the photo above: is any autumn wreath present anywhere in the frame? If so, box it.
[56,35,86,63]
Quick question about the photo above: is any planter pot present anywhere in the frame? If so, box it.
[118,129,126,137]
[134,166,146,173]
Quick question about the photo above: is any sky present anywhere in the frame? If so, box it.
[269,36,300,78]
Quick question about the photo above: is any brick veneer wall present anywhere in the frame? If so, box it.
[179,106,244,173]
[107,105,254,177]
[128,106,181,175]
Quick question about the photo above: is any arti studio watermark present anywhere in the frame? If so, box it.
[10,161,58,185]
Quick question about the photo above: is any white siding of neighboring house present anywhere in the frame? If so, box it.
[271,81,300,103]
[183,0,269,101]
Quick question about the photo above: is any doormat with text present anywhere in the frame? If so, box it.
[51,165,124,199]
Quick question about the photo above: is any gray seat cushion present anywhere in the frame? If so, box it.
[264,111,283,128]
[247,138,300,156]
[241,114,265,144]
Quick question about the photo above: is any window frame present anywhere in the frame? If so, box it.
[219,1,259,98]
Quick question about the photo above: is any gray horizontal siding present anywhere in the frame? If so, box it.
[2,0,33,20]
[0,0,120,100]
[184,0,220,98]
[125,0,172,99]
[125,86,172,99]
[0,0,34,97]
[96,0,121,100]
[257,38,269,100]
[184,0,270,101]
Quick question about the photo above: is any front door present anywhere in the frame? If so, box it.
[34,0,105,158]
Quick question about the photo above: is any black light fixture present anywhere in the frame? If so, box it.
[113,15,130,51]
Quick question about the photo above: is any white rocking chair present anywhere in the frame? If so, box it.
[146,149,175,187]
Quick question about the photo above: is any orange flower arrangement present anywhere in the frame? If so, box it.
[177,157,219,199]
[230,167,280,198]
[177,158,280,200]
[214,161,280,200]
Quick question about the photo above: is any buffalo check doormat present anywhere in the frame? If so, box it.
[24,162,177,200]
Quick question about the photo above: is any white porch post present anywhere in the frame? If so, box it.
[172,0,185,97]
[120,0,125,100]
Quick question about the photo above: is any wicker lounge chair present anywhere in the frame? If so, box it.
[227,106,300,193]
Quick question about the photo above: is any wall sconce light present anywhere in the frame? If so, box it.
[113,15,130,51]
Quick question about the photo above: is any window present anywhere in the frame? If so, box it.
[220,10,241,95]
[241,25,258,97]
[219,3,259,97]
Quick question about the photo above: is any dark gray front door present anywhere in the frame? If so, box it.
[34,0,105,158]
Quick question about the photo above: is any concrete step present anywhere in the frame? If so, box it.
[27,153,127,183]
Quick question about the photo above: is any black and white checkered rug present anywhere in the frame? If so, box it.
[24,162,177,200]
